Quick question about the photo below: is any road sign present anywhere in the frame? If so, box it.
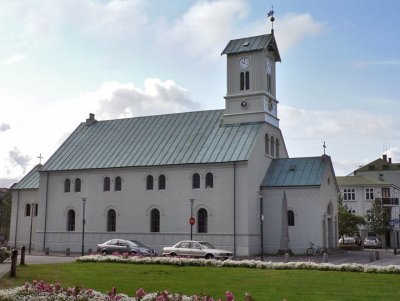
[189,216,195,225]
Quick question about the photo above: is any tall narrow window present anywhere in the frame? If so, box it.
[198,208,208,233]
[67,209,75,231]
[75,178,81,192]
[104,177,110,191]
[240,72,245,90]
[267,73,272,93]
[192,173,200,189]
[275,138,280,158]
[34,204,38,216]
[150,209,160,232]
[107,209,116,232]
[245,71,250,90]
[265,134,269,155]
[64,179,71,193]
[288,210,295,226]
[158,175,166,190]
[270,136,275,157]
[205,172,214,188]
[115,176,122,191]
[146,175,154,190]
[25,203,31,217]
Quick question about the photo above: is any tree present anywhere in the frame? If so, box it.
[0,191,11,243]
[338,202,365,237]
[366,199,388,237]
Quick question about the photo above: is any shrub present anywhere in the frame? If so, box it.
[0,247,11,263]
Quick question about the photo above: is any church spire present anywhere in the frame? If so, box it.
[267,6,275,34]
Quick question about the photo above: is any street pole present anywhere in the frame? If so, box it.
[28,203,34,254]
[190,199,194,240]
[259,191,264,261]
[81,198,86,256]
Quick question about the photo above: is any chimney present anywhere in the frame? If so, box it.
[85,113,97,126]
[383,154,387,162]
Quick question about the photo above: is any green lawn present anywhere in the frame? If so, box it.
[1,262,400,300]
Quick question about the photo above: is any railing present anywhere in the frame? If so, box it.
[376,197,399,205]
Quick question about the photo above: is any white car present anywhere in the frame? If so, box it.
[162,240,233,259]
[364,236,382,249]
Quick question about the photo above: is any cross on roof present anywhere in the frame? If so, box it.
[323,141,326,155]
[37,153,43,164]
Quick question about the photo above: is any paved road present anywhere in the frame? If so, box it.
[1,249,400,279]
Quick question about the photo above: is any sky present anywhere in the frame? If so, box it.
[1,0,400,188]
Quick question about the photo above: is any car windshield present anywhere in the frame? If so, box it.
[129,240,146,247]
[366,236,377,240]
[198,242,215,249]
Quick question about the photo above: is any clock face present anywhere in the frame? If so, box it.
[239,57,249,70]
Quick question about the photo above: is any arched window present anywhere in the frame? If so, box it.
[150,209,160,232]
[192,173,200,189]
[197,208,208,233]
[205,172,213,188]
[75,178,81,192]
[288,210,295,226]
[67,209,75,231]
[245,71,250,90]
[64,179,71,193]
[270,136,275,157]
[265,134,269,155]
[104,177,110,191]
[25,203,31,217]
[158,174,166,190]
[275,138,280,158]
[107,209,116,232]
[146,175,154,190]
[115,176,122,191]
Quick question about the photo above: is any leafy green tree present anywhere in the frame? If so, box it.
[0,191,11,242]
[338,202,365,237]
[366,199,388,237]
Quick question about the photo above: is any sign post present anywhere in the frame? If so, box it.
[189,199,195,240]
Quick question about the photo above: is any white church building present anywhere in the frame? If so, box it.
[10,28,339,256]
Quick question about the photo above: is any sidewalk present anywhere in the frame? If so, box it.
[1,249,399,279]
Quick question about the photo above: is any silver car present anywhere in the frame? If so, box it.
[364,236,382,249]
[96,239,156,256]
[162,240,233,259]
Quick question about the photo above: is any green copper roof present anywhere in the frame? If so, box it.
[221,33,281,61]
[12,164,41,190]
[41,110,262,171]
[337,175,394,187]
[262,156,330,187]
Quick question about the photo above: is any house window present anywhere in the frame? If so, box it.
[25,203,31,217]
[275,138,279,158]
[104,177,110,191]
[270,136,275,157]
[75,178,81,192]
[343,189,355,201]
[64,179,71,193]
[366,188,374,200]
[197,208,208,233]
[267,73,272,93]
[150,209,160,232]
[158,175,166,190]
[205,173,213,189]
[265,134,269,155]
[67,209,75,231]
[240,71,250,90]
[382,187,390,197]
[288,210,295,226]
[107,209,116,232]
[192,173,200,189]
[146,175,154,190]
[115,176,122,191]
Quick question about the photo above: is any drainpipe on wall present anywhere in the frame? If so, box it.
[233,162,236,258]
[43,172,49,251]
[14,190,20,248]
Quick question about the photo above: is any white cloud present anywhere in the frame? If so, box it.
[0,123,10,132]
[1,54,28,65]
[158,0,249,60]
[353,60,400,69]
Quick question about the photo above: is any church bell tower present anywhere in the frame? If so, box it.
[221,14,281,127]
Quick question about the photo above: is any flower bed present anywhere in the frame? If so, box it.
[77,254,400,274]
[0,280,252,301]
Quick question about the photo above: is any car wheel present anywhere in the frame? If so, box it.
[130,251,137,256]
[169,253,177,257]
[306,248,314,256]
[205,254,214,259]
[101,250,108,256]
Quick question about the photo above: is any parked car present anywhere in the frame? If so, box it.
[338,234,362,246]
[96,239,156,256]
[162,240,233,259]
[364,236,382,249]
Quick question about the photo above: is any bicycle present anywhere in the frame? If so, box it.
[306,242,327,256]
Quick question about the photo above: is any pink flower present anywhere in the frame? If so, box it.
[225,291,234,301]
[136,288,146,300]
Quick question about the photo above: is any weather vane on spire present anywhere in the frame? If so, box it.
[267,5,275,31]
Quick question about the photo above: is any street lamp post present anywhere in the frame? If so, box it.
[28,203,35,254]
[190,199,194,240]
[81,198,86,256]
[258,191,264,261]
